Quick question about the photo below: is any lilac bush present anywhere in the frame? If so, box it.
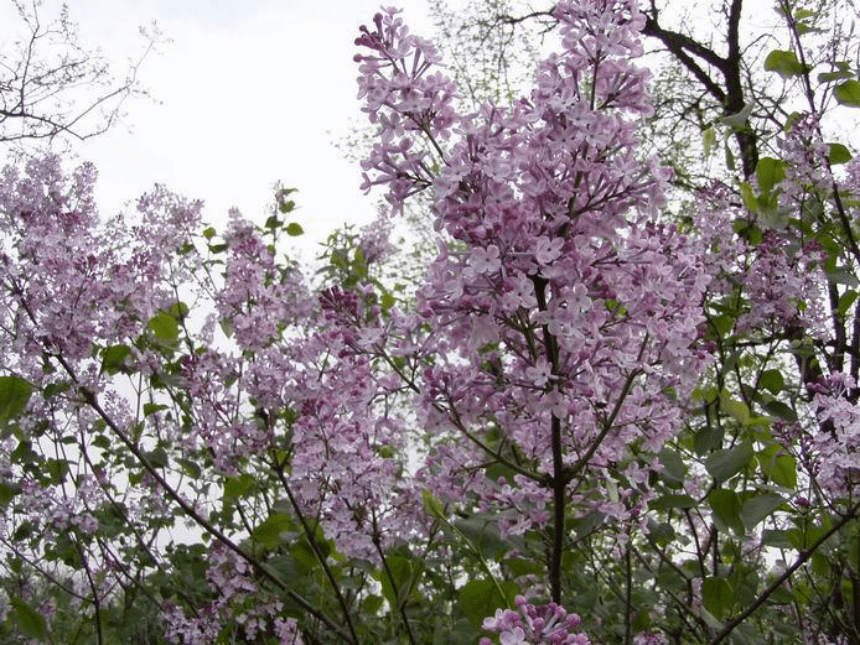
[1,0,860,643]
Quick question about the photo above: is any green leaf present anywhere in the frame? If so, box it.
[760,369,784,394]
[286,223,304,236]
[764,49,804,79]
[503,557,544,577]
[101,344,132,375]
[706,442,754,483]
[453,515,514,561]
[762,529,795,549]
[657,448,687,486]
[458,579,515,629]
[703,577,734,621]
[812,552,831,577]
[819,69,854,83]
[721,103,754,130]
[761,451,797,489]
[47,458,70,485]
[145,447,169,469]
[168,301,190,321]
[361,594,384,614]
[758,192,786,229]
[694,424,724,456]
[756,157,787,194]
[202,226,217,239]
[703,127,717,157]
[0,481,21,508]
[725,141,736,171]
[0,376,33,428]
[826,266,860,287]
[92,434,110,450]
[265,215,281,229]
[11,597,48,640]
[252,514,293,550]
[763,400,797,422]
[220,317,234,338]
[828,142,853,165]
[223,474,255,500]
[741,493,786,529]
[422,489,445,518]
[740,182,758,213]
[378,555,414,607]
[839,290,859,317]
[381,292,397,312]
[148,311,179,343]
[177,458,201,479]
[143,403,168,417]
[720,394,750,424]
[709,489,744,535]
[43,381,70,400]
[835,80,860,107]
[709,314,734,338]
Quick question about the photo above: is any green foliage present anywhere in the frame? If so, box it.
[706,442,755,483]
[458,579,517,629]
[0,376,32,430]
[834,79,860,106]
[10,598,48,640]
[764,49,805,79]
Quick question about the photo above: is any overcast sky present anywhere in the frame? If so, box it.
[1,0,451,253]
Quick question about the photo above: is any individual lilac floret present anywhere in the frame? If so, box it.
[480,596,590,645]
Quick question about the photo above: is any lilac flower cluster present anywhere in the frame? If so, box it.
[810,372,860,496]
[480,596,590,645]
[352,0,712,543]
[164,544,303,645]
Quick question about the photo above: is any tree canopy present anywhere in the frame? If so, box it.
[1,1,860,644]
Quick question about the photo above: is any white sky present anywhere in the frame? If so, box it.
[1,0,451,253]
[7,0,852,259]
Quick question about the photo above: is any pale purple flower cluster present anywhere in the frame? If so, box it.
[216,210,311,353]
[351,0,713,552]
[734,231,827,338]
[811,372,860,496]
[355,7,456,207]
[694,182,827,342]
[164,544,303,645]
[0,156,201,372]
[777,113,832,204]
[358,212,396,266]
[480,596,590,645]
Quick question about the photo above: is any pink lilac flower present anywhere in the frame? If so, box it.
[480,596,590,645]
[353,0,713,558]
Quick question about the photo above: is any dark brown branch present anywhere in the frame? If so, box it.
[643,1,759,177]
[531,274,566,604]
[711,498,860,645]
[495,9,556,26]
[642,17,728,103]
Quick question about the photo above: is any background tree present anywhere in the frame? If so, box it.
[0,0,157,158]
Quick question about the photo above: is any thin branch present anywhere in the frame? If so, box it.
[47,353,355,645]
[273,462,362,645]
[372,513,418,645]
[711,498,860,644]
